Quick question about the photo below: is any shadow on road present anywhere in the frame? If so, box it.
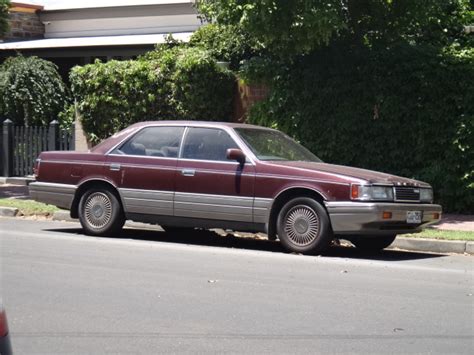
[44,226,446,262]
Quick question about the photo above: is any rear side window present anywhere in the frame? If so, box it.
[114,126,184,158]
[181,128,239,161]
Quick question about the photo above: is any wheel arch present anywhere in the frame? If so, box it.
[267,187,328,239]
[70,179,123,218]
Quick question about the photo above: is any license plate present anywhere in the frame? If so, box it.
[406,211,422,224]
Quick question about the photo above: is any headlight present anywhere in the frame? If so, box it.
[420,188,433,203]
[351,185,394,201]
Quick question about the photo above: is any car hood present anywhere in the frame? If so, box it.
[269,161,430,187]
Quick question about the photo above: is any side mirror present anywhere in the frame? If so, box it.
[226,148,246,165]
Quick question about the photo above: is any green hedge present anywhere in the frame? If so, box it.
[70,47,235,143]
[0,56,69,127]
[249,44,474,213]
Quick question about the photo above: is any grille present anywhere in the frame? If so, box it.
[394,187,420,202]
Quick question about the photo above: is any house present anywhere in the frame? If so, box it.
[0,0,202,76]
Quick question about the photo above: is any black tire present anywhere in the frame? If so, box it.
[350,235,397,251]
[78,187,125,236]
[276,197,333,254]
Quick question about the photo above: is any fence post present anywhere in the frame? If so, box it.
[71,122,76,150]
[2,119,14,177]
[48,120,59,151]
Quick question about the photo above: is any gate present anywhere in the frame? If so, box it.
[1,119,75,177]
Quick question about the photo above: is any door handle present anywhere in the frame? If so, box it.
[110,163,121,171]
[181,169,195,177]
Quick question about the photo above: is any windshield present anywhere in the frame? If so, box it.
[235,128,322,162]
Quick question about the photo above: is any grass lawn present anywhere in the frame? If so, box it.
[0,198,59,216]
[404,228,474,241]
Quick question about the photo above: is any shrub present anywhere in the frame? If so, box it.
[189,24,262,69]
[0,55,69,126]
[70,59,172,143]
[249,44,474,213]
[172,47,234,121]
[70,47,235,143]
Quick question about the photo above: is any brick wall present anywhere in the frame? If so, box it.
[4,11,44,40]
[233,81,270,123]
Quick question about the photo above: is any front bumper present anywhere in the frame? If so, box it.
[325,201,442,235]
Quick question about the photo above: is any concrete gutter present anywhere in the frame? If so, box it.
[0,207,472,255]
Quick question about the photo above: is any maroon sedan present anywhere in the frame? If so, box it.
[30,121,441,254]
[0,304,12,355]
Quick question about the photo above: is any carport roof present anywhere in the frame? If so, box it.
[17,1,193,11]
[0,32,193,50]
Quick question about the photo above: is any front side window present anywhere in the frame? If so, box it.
[114,126,185,157]
[181,128,239,161]
[235,128,322,162]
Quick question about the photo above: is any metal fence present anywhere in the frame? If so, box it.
[1,119,75,177]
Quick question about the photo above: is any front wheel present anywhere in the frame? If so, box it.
[277,197,333,254]
[350,235,397,251]
[78,188,125,236]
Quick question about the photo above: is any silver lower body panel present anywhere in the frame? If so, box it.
[29,182,76,210]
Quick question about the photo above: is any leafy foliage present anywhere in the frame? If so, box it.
[248,44,474,213]
[172,47,235,121]
[189,23,263,69]
[197,0,472,56]
[197,0,345,56]
[0,56,69,126]
[70,47,235,143]
[0,0,9,37]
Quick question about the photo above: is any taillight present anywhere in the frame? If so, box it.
[0,309,9,336]
[34,158,41,178]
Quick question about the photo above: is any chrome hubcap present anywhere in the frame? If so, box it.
[84,192,112,229]
[284,205,320,246]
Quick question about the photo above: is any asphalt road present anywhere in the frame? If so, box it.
[1,218,473,354]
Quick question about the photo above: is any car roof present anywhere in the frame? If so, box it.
[127,120,272,130]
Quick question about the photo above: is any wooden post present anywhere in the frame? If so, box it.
[2,119,14,177]
[48,120,59,151]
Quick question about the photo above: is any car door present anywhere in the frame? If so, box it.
[106,126,185,217]
[174,127,256,222]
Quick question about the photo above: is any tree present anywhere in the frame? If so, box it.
[0,56,69,126]
[197,0,472,56]
[0,0,9,37]
[197,0,345,56]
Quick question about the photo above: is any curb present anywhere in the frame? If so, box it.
[0,207,19,217]
[0,177,35,186]
[390,237,472,255]
[1,208,473,255]
[52,210,77,222]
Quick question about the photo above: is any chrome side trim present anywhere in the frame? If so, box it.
[118,188,173,216]
[40,160,104,167]
[256,174,350,186]
[29,182,77,210]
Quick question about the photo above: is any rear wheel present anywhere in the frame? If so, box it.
[277,197,332,254]
[78,188,125,236]
[350,235,397,251]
